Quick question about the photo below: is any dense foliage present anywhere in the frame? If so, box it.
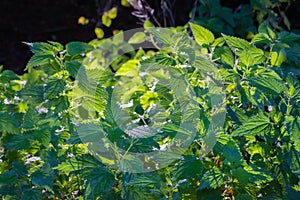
[1,19,300,199]
[1,0,300,199]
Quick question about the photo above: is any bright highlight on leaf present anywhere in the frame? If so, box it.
[78,16,89,25]
[95,27,104,39]
[108,7,117,19]
[140,91,159,110]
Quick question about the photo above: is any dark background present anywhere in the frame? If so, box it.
[1,0,299,74]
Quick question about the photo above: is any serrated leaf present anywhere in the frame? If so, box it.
[2,134,31,150]
[189,22,214,45]
[232,113,271,136]
[251,33,270,44]
[173,155,203,181]
[248,75,285,95]
[240,47,265,66]
[222,140,242,163]
[26,54,54,70]
[84,167,115,199]
[21,188,42,200]
[65,60,81,78]
[31,165,55,188]
[214,46,234,66]
[21,85,44,103]
[66,41,93,56]
[198,168,224,190]
[45,76,66,98]
[222,34,251,52]
[0,112,20,133]
[148,28,174,45]
[24,42,55,54]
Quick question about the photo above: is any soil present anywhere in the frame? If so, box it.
[0,0,299,74]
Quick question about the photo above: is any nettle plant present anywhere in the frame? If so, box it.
[0,21,300,200]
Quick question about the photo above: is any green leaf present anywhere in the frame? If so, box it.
[127,173,160,187]
[240,47,265,66]
[258,21,276,40]
[232,113,271,137]
[128,32,146,44]
[0,70,19,83]
[0,171,18,185]
[173,155,203,181]
[21,85,44,103]
[189,22,215,45]
[198,168,224,190]
[2,134,31,150]
[222,34,251,52]
[271,49,286,67]
[214,46,234,66]
[24,42,55,54]
[251,33,270,44]
[286,116,300,152]
[65,60,81,78]
[21,188,42,200]
[66,42,94,56]
[31,165,55,188]
[222,140,242,163]
[0,112,20,133]
[248,75,285,95]
[26,54,54,70]
[45,75,66,98]
[85,167,115,199]
[148,28,174,45]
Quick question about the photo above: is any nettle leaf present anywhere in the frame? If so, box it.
[232,165,273,186]
[0,70,19,83]
[31,164,55,188]
[248,75,285,95]
[198,168,224,190]
[251,33,270,44]
[222,34,251,52]
[21,85,44,103]
[56,154,102,174]
[127,173,160,187]
[189,22,214,45]
[66,41,94,56]
[0,170,18,185]
[286,74,300,99]
[240,47,265,66]
[2,134,31,150]
[286,116,300,152]
[279,31,300,43]
[271,49,286,67]
[24,42,55,54]
[232,113,271,137]
[214,46,234,66]
[148,28,174,45]
[222,140,242,164]
[21,188,42,200]
[258,21,276,40]
[26,54,54,70]
[0,112,20,133]
[172,155,203,181]
[65,60,81,78]
[84,167,115,199]
[45,76,66,98]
